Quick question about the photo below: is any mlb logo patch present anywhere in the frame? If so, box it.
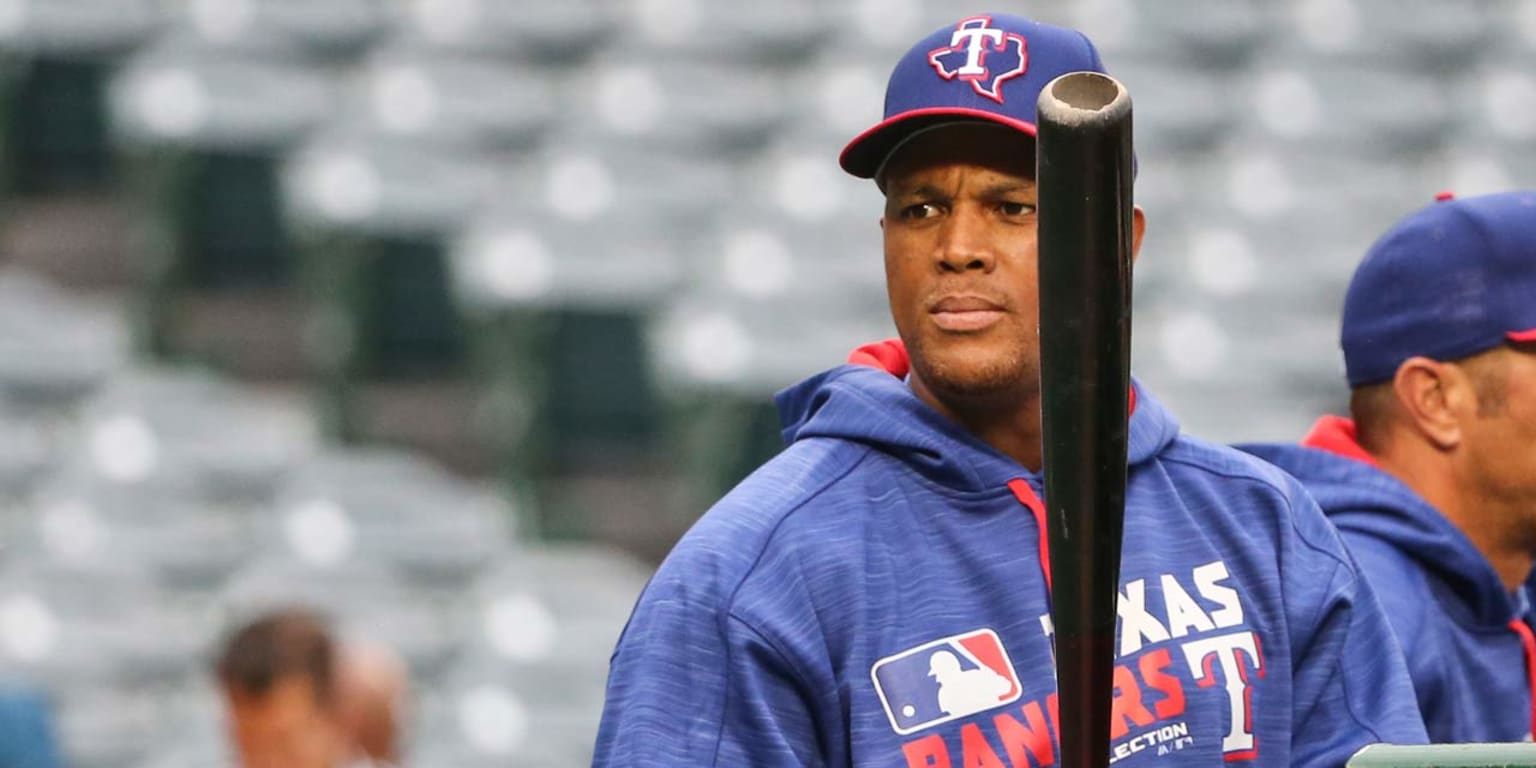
[870,628,1022,735]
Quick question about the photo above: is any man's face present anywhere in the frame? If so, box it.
[225,677,348,768]
[880,123,1044,410]
[1459,342,1536,518]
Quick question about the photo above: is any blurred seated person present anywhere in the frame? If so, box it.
[215,609,405,768]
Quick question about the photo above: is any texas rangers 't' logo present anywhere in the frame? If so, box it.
[927,16,1029,104]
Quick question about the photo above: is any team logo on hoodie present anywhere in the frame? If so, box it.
[872,628,1023,734]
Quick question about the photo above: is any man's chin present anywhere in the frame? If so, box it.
[910,348,1038,405]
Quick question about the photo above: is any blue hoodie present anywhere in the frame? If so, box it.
[596,347,1426,767]
[1241,417,1536,744]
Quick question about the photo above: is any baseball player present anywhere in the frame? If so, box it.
[595,13,1426,766]
[1240,190,1536,743]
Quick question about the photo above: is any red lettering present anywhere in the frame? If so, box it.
[904,734,952,768]
[1139,648,1187,719]
[994,700,1056,767]
[959,723,1006,768]
[1110,663,1156,739]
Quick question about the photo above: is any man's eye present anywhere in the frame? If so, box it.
[1000,202,1036,216]
[902,203,941,220]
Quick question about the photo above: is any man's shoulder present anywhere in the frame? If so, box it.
[1154,432,1358,568]
[1156,431,1309,502]
[646,437,887,603]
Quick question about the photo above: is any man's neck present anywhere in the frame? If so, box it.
[910,376,1044,472]
[1376,447,1534,594]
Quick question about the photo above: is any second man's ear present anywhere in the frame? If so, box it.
[1392,357,1468,451]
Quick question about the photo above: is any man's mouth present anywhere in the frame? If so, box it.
[930,295,1006,332]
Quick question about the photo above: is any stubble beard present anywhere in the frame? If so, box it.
[907,334,1041,414]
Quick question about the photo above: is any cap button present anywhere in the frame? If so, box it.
[1435,190,1455,202]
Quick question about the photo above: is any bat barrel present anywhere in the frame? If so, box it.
[1035,71,1135,768]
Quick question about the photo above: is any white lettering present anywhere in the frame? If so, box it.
[1194,561,1244,628]
[1162,573,1217,638]
[1181,631,1263,756]
[950,25,1003,75]
[1117,578,1171,656]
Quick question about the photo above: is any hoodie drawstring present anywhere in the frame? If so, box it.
[1508,619,1536,738]
[1007,479,1053,595]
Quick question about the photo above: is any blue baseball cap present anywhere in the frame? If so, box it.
[839,13,1109,180]
[1342,190,1536,387]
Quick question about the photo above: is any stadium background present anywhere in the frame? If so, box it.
[0,0,1531,765]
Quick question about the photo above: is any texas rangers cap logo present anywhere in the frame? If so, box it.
[870,628,1023,735]
[926,16,1030,104]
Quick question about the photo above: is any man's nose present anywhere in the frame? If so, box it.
[935,209,997,273]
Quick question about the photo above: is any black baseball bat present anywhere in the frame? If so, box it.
[1035,71,1135,768]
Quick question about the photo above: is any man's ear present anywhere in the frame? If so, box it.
[1131,206,1146,264]
[1392,357,1472,451]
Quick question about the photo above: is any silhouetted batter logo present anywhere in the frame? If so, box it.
[926,16,1030,104]
[870,628,1022,735]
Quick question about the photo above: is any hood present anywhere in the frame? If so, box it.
[1238,416,1519,627]
[775,339,1180,494]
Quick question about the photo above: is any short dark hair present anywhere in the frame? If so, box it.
[215,608,337,707]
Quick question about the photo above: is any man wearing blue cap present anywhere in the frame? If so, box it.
[596,14,1425,766]
[1241,190,1536,744]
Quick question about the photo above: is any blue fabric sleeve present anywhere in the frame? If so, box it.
[1288,515,1429,766]
[594,591,829,767]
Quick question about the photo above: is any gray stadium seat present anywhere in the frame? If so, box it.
[282,125,499,238]
[0,0,162,57]
[782,51,889,148]
[648,288,893,399]
[350,43,559,150]
[448,146,734,313]
[622,0,835,62]
[109,37,338,152]
[22,462,254,589]
[0,559,206,690]
[269,446,515,587]
[564,49,791,155]
[1449,58,1536,149]
[1277,0,1493,70]
[450,215,684,314]
[51,682,167,768]
[73,366,316,498]
[0,268,129,409]
[1239,61,1451,154]
[1435,139,1536,197]
[1486,0,1536,65]
[1125,0,1268,67]
[0,399,53,503]
[389,0,618,62]
[413,651,608,768]
[462,543,646,667]
[161,0,387,60]
[736,133,887,227]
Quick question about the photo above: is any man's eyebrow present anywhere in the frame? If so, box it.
[979,181,1036,197]
[886,183,949,200]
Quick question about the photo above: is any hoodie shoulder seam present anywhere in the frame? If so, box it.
[1159,448,1354,571]
[719,440,875,618]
